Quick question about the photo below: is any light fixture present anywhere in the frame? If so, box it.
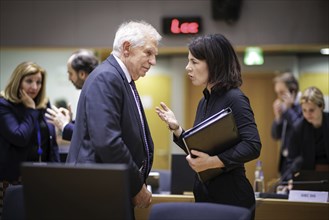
[320,48,329,55]
[243,47,264,65]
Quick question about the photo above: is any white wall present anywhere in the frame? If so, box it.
[299,56,329,73]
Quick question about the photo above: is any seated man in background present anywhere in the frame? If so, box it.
[46,49,99,141]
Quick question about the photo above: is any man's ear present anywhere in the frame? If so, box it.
[123,41,131,57]
[78,70,88,80]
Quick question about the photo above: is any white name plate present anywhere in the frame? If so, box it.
[289,190,328,203]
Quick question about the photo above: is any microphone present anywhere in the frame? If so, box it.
[280,180,328,185]
[289,156,303,172]
[277,156,303,185]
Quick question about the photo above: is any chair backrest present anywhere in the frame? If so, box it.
[21,162,132,220]
[148,169,171,194]
[2,185,26,220]
[149,202,251,220]
[158,169,171,193]
[171,154,194,194]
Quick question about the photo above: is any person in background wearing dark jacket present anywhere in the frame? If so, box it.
[288,86,329,175]
[45,49,99,141]
[156,34,261,219]
[0,61,60,213]
[271,72,303,177]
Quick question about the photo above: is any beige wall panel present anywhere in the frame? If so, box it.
[137,75,172,169]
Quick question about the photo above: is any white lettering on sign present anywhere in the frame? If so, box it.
[289,190,329,203]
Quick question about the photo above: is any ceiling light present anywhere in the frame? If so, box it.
[320,48,329,55]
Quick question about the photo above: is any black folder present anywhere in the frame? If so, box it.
[182,107,239,183]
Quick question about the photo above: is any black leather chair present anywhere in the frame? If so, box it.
[147,170,171,194]
[157,169,171,193]
[2,185,25,220]
[149,202,251,220]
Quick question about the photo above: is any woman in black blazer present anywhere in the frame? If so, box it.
[288,86,329,173]
[156,34,261,219]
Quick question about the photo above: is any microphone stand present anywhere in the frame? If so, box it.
[280,180,328,185]
[268,156,304,194]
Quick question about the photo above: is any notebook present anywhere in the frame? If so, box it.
[182,107,240,183]
[21,162,133,220]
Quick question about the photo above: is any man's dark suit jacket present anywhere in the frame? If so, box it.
[271,103,303,175]
[62,122,74,141]
[66,55,154,197]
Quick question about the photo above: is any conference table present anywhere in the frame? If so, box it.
[134,194,329,220]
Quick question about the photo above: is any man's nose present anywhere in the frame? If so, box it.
[149,55,156,65]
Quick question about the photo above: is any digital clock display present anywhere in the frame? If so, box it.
[162,17,202,35]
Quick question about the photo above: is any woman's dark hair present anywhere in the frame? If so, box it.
[188,34,242,92]
[71,50,99,74]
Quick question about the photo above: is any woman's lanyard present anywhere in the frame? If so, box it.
[35,120,43,162]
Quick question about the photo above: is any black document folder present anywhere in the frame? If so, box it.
[182,107,239,183]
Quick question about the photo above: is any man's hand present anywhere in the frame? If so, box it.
[132,184,152,208]
[281,91,295,109]
[45,105,72,131]
[273,99,283,121]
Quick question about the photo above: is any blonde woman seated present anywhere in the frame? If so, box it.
[287,86,329,180]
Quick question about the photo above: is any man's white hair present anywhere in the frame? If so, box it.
[112,20,162,57]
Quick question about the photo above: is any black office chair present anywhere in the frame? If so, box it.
[149,202,251,220]
[147,170,171,194]
[157,169,171,193]
[2,185,26,220]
